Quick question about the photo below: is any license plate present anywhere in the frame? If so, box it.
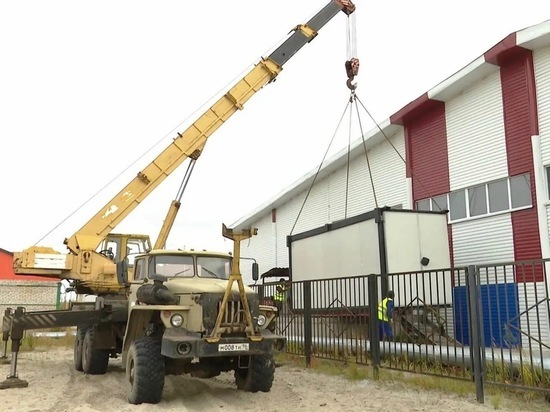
[218,343,249,352]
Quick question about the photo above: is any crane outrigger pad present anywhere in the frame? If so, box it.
[0,376,28,389]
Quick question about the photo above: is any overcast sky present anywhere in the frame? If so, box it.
[1,1,549,256]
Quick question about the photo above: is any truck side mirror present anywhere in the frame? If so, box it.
[252,262,259,281]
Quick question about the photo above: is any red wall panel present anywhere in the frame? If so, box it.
[407,102,450,200]
[404,101,454,266]
[500,48,542,281]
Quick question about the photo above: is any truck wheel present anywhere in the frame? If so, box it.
[234,353,275,392]
[73,326,88,371]
[81,327,109,375]
[126,337,165,405]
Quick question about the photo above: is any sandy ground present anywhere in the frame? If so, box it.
[0,347,542,412]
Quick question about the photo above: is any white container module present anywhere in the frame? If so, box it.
[287,207,452,309]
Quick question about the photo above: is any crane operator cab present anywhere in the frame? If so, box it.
[97,233,152,282]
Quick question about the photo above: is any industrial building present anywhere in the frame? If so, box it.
[232,21,550,345]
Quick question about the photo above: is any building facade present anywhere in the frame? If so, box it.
[232,21,550,345]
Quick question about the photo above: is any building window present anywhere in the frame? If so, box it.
[469,184,487,217]
[546,166,550,199]
[415,173,532,222]
[488,178,509,213]
[416,199,430,211]
[510,174,531,208]
[432,194,447,211]
[449,190,466,220]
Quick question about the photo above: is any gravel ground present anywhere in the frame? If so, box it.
[0,347,545,411]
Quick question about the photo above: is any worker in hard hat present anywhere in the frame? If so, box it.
[377,290,395,341]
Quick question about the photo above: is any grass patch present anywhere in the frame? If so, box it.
[275,352,550,411]
[5,328,76,352]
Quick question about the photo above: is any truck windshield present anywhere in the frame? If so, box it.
[153,255,194,279]
[150,255,232,280]
[197,256,232,280]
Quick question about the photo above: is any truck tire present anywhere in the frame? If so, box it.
[234,353,275,392]
[81,327,109,375]
[126,337,165,405]
[73,326,88,371]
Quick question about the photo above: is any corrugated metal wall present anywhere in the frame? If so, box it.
[346,132,406,214]
[534,48,550,260]
[407,102,450,200]
[452,214,515,284]
[499,48,543,279]
[534,47,550,161]
[446,70,508,189]
[239,212,273,285]
[501,48,538,175]
[518,282,550,348]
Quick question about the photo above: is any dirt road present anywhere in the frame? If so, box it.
[0,347,541,411]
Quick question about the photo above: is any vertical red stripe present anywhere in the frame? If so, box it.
[404,101,454,266]
[407,102,450,201]
[404,126,413,178]
[500,47,542,281]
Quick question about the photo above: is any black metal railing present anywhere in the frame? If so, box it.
[251,258,550,403]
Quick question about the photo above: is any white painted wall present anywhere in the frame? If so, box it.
[446,70,508,190]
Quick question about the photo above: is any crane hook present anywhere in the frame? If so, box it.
[345,57,360,91]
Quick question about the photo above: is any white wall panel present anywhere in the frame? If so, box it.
[347,131,407,216]
[452,214,514,284]
[534,47,550,163]
[309,131,409,225]
[275,199,305,269]
[238,212,273,285]
[446,71,508,190]
[518,282,550,347]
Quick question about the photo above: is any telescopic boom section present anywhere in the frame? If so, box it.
[62,0,355,255]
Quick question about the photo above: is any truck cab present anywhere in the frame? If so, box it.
[120,249,284,404]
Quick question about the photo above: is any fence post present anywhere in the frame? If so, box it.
[368,273,380,379]
[303,280,312,367]
[467,264,484,404]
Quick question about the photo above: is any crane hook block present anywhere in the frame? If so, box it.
[345,58,360,90]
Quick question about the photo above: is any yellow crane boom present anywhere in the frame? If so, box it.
[13,0,356,294]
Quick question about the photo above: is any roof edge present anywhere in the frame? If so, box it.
[231,121,403,229]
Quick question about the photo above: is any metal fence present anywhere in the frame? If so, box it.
[252,259,550,403]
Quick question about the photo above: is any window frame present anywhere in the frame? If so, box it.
[414,173,532,223]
